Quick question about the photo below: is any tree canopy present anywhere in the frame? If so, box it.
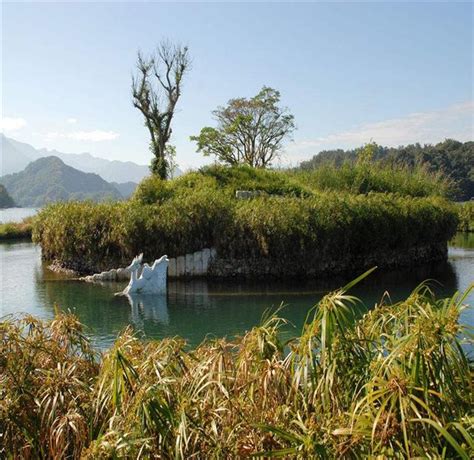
[191,87,295,168]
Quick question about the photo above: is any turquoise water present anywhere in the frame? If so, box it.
[1,236,472,349]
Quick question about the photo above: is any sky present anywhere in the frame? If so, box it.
[1,1,473,170]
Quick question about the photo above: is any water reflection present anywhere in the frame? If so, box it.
[126,293,169,328]
[1,238,472,348]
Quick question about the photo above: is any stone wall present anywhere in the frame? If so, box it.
[167,248,217,278]
[77,241,448,282]
[206,242,448,279]
[168,241,447,279]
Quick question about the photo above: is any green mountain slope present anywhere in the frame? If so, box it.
[110,181,138,198]
[0,184,15,208]
[0,156,122,207]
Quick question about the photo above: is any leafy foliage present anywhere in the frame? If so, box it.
[1,281,472,458]
[292,160,452,198]
[191,87,295,167]
[457,201,474,232]
[297,139,474,201]
[0,217,33,241]
[33,165,458,274]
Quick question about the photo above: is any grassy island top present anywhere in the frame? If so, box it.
[32,162,458,274]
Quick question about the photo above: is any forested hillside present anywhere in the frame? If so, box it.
[0,184,15,208]
[298,139,474,201]
[1,156,122,207]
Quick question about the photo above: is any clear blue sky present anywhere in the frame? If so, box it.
[2,1,472,169]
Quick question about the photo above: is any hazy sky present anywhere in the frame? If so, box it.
[2,1,473,169]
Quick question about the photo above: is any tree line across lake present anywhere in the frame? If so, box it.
[297,139,474,202]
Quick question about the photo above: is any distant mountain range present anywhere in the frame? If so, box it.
[110,181,138,198]
[0,135,186,206]
[1,134,150,183]
[1,156,123,207]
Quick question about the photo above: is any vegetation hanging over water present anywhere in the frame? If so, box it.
[32,164,458,274]
[0,217,33,241]
[1,279,472,458]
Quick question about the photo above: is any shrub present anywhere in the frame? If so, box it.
[457,201,474,232]
[197,164,311,197]
[292,161,452,198]
[134,165,312,205]
[33,165,459,274]
[223,193,457,261]
[33,189,458,274]
[120,187,234,260]
[1,281,472,458]
[0,217,34,240]
[33,201,125,272]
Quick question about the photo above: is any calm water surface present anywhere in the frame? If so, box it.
[1,233,473,349]
[0,207,38,223]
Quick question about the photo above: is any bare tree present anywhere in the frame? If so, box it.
[132,41,190,178]
[191,87,295,168]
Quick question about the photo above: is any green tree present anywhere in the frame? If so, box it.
[191,87,295,168]
[132,41,190,179]
[356,141,377,165]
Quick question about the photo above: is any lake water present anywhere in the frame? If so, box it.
[0,207,38,223]
[1,233,473,349]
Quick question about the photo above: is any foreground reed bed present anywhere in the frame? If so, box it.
[1,273,473,459]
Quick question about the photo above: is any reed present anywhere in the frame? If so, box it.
[0,217,34,241]
[457,201,474,232]
[1,275,472,459]
[32,165,458,274]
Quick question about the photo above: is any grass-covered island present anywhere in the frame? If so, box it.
[1,277,472,458]
[32,161,458,277]
[0,217,34,241]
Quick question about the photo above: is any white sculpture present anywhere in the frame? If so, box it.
[120,253,169,295]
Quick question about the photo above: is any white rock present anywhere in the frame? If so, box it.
[185,254,194,276]
[168,258,177,277]
[202,248,211,273]
[177,256,185,276]
[194,251,203,275]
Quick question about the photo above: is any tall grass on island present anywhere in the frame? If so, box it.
[457,201,474,232]
[32,164,459,274]
[1,275,473,458]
